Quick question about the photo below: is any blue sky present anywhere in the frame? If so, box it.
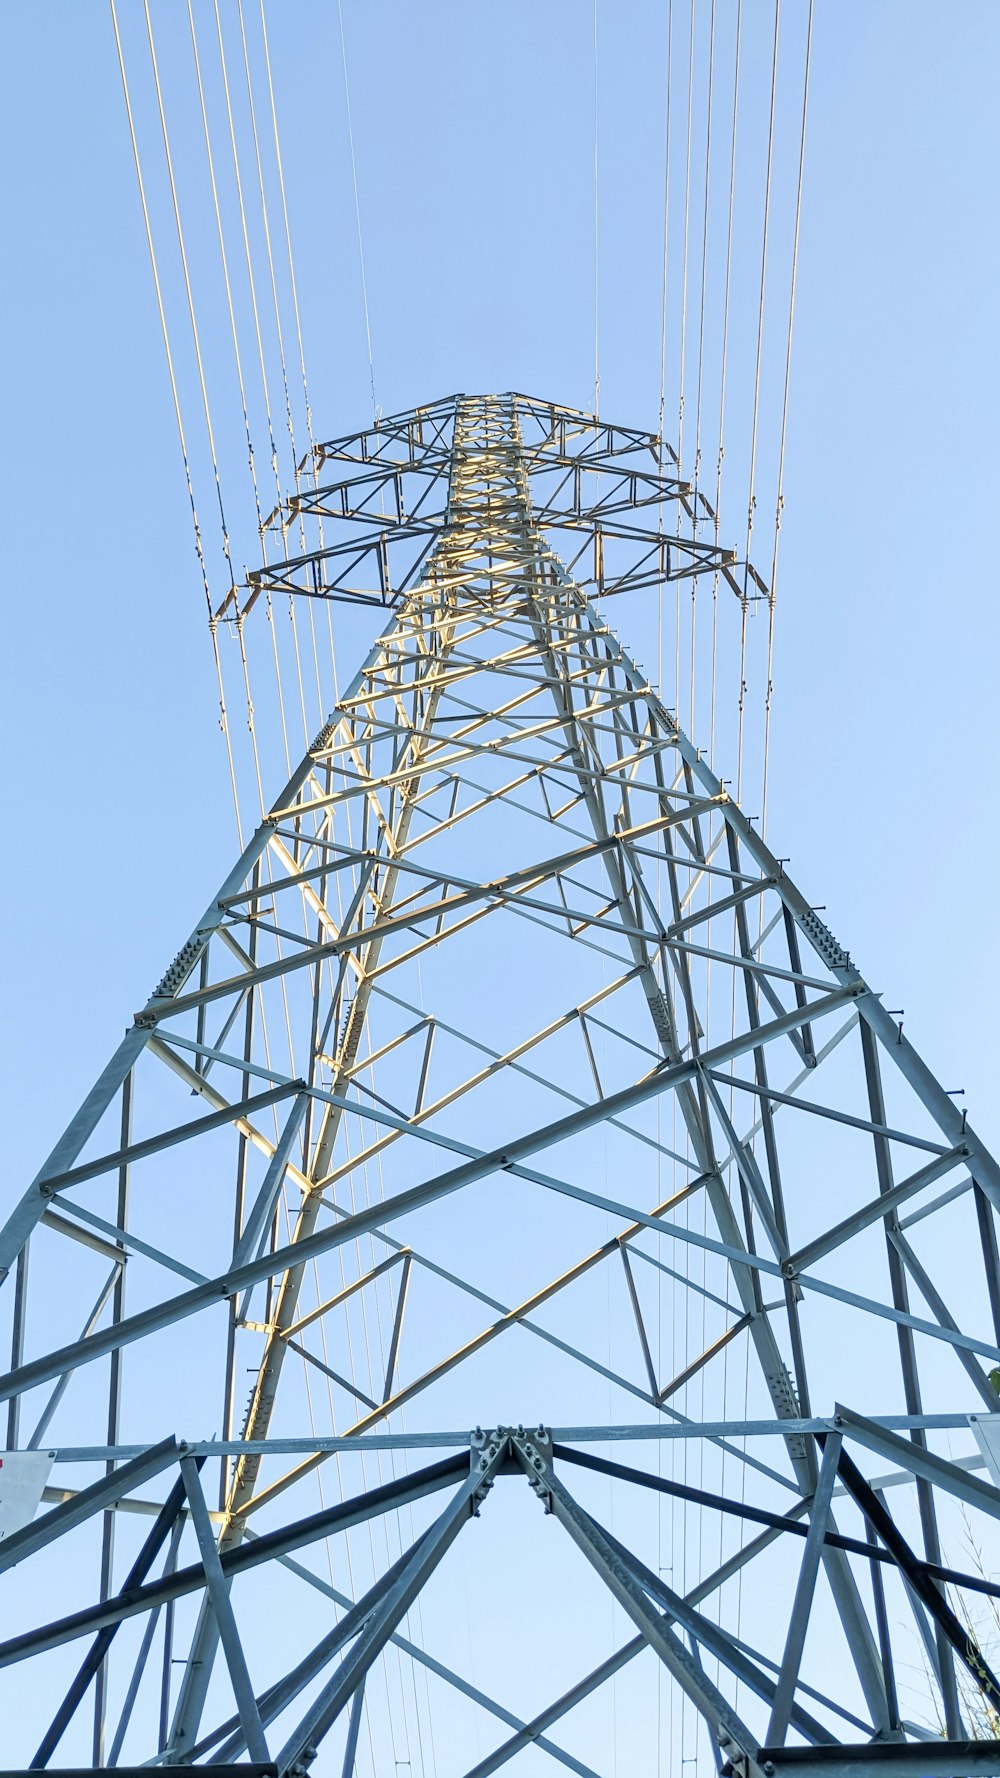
[1,2,999,1760]
[3,1,998,1175]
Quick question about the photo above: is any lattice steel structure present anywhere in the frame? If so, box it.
[3,393,1000,1776]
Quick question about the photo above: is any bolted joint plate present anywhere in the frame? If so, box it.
[799,908,851,974]
[150,934,207,1002]
[470,1424,554,1513]
[765,1367,809,1467]
[513,1424,555,1513]
[470,1424,508,1513]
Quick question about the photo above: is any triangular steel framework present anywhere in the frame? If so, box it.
[3,393,1000,1775]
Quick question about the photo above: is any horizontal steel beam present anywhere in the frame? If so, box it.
[549,1443,1000,1596]
[833,1405,1000,1522]
[757,1745,1000,1778]
[0,1436,180,1575]
[42,1411,976,1463]
[0,1770,276,1778]
[0,985,867,1409]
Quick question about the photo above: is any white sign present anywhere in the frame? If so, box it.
[970,1414,1000,1491]
[0,1451,54,1541]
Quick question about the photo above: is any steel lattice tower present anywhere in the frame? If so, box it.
[3,393,1000,1775]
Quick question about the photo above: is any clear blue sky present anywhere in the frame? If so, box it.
[1,1,999,1761]
[3,1,998,1177]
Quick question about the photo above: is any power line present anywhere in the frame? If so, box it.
[108,0,211,618]
[108,0,244,841]
[144,0,270,825]
[142,0,235,594]
[741,0,781,595]
[594,0,601,420]
[737,0,781,802]
[235,0,300,483]
[657,0,675,713]
[761,0,814,838]
[689,0,718,748]
[213,0,282,505]
[209,0,314,804]
[187,0,264,535]
[692,0,717,507]
[709,0,742,770]
[259,0,316,455]
[235,0,332,752]
[658,0,674,456]
[675,0,696,478]
[338,0,378,420]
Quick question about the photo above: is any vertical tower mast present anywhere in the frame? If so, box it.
[2,395,999,1773]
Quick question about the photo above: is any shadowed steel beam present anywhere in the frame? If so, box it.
[756,1748,1000,1778]
[180,1457,269,1764]
[5,391,1000,1766]
[275,1443,503,1775]
[766,1432,844,1745]
[833,1404,1000,1523]
[201,1537,432,1761]
[30,1465,195,1768]
[339,1679,365,1778]
[257,1536,606,1778]
[0,1454,468,1668]
[0,1437,181,1576]
[107,1515,184,1764]
[551,1441,998,1598]
[827,1437,1000,1713]
[576,1507,836,1744]
[520,1447,764,1774]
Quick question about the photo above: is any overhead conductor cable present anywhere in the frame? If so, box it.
[737,0,780,805]
[338,0,378,420]
[109,0,243,839]
[761,0,813,838]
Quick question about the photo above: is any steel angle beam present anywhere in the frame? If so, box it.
[834,1404,1000,1521]
[0,1437,181,1576]
[30,1462,198,1768]
[0,1770,277,1778]
[0,1454,468,1668]
[756,1748,1000,1778]
[511,1443,766,1774]
[274,1438,504,1776]
[5,392,1000,1770]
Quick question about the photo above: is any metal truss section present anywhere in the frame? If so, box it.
[231,392,744,615]
[3,394,1000,1771]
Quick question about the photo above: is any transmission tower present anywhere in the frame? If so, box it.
[3,393,1000,1776]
